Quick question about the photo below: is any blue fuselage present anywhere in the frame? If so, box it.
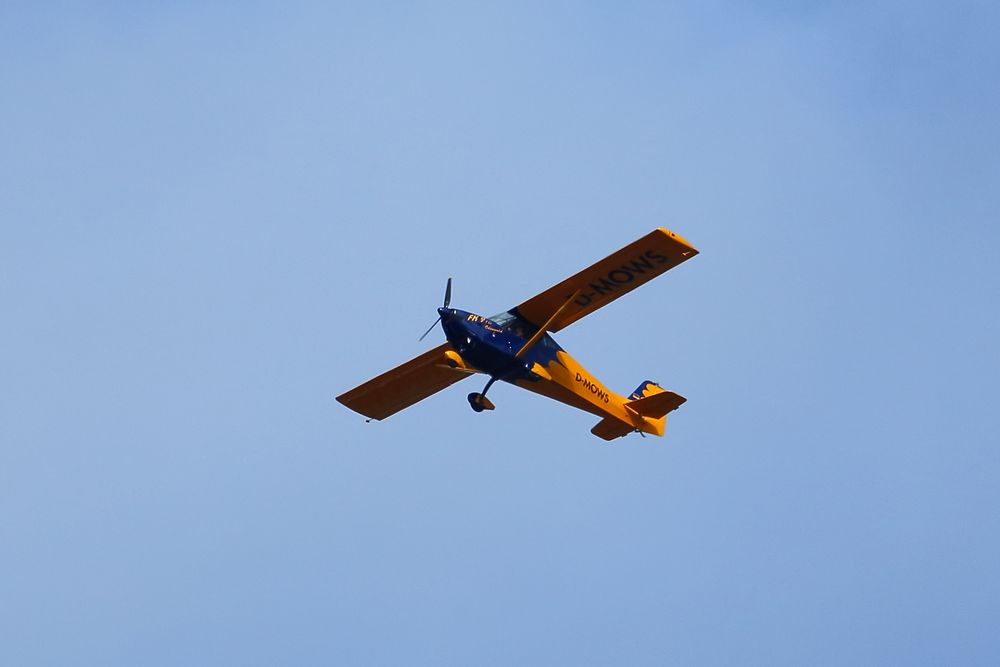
[437,308,560,383]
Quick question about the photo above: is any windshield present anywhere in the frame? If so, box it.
[490,311,536,338]
[488,311,561,350]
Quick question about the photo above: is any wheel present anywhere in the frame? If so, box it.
[468,393,485,412]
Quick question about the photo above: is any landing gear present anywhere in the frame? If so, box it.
[468,377,498,413]
[467,392,495,412]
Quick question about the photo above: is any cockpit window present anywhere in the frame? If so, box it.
[489,312,516,327]
[488,310,563,351]
[489,311,540,341]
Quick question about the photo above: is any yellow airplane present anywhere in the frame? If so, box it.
[337,228,698,440]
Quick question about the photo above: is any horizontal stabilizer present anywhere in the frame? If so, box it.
[625,390,686,419]
[591,416,635,441]
[590,388,686,441]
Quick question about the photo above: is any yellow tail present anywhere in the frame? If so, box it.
[590,382,686,441]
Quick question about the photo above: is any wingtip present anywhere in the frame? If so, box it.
[656,227,699,255]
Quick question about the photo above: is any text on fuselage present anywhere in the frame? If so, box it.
[466,314,502,333]
[575,372,610,403]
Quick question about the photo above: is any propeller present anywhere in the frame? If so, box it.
[418,277,452,341]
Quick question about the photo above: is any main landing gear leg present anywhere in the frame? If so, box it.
[468,377,498,413]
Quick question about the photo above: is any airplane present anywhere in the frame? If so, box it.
[337,228,699,440]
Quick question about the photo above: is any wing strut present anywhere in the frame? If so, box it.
[514,289,581,359]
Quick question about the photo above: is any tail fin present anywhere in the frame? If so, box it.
[590,381,686,441]
[629,380,664,400]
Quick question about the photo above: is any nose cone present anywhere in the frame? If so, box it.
[437,307,455,331]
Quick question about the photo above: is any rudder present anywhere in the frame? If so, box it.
[629,380,664,400]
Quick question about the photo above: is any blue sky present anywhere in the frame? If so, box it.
[2,2,998,665]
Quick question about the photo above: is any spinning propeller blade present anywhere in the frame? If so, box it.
[418,318,439,342]
[418,277,453,342]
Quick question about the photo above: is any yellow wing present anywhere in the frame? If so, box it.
[510,228,698,331]
[337,343,474,421]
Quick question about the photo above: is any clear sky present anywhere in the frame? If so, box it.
[2,2,998,665]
